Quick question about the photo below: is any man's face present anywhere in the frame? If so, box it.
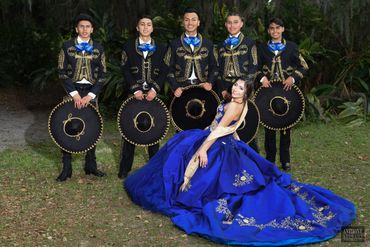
[268,22,284,41]
[75,20,93,39]
[225,15,243,36]
[136,18,153,37]
[183,12,200,34]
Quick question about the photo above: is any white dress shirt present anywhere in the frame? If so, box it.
[134,38,156,94]
[229,32,241,49]
[69,36,96,99]
[185,34,198,81]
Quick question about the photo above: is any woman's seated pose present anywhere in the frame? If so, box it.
[124,79,355,246]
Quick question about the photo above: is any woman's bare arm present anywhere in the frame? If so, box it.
[197,102,243,167]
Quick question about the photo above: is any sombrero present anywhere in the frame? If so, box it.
[252,82,305,130]
[117,96,170,146]
[237,100,260,144]
[170,85,220,131]
[48,99,103,153]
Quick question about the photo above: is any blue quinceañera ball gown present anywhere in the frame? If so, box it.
[124,103,356,246]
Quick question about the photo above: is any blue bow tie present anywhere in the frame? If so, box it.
[268,41,286,52]
[75,42,93,53]
[138,43,156,52]
[183,36,201,47]
[224,36,240,46]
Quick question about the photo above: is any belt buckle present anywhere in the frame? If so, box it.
[189,79,197,85]
[142,81,149,90]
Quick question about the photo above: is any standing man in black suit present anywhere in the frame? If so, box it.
[56,13,107,181]
[256,18,308,171]
[217,12,259,152]
[164,7,218,97]
[118,15,168,178]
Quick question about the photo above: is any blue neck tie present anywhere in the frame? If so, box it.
[224,36,240,46]
[138,43,156,52]
[268,41,286,52]
[184,36,201,47]
[75,42,93,53]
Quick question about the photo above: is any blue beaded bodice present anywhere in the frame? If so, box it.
[208,104,236,131]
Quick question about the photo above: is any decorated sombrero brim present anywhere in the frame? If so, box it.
[170,85,220,131]
[237,100,260,144]
[48,99,103,153]
[117,96,170,146]
[253,83,305,130]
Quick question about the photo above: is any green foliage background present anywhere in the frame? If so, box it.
[0,0,369,122]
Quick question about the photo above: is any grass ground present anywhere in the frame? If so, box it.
[0,120,369,246]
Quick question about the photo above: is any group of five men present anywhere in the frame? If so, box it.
[57,8,308,182]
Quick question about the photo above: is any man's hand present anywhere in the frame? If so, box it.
[134,90,144,100]
[200,82,212,91]
[283,76,294,91]
[221,90,231,100]
[174,87,183,98]
[261,77,271,88]
[72,94,82,109]
[146,89,157,101]
[80,95,93,108]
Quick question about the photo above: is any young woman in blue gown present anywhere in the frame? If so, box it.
[124,79,356,246]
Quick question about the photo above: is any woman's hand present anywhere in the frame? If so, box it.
[197,150,208,168]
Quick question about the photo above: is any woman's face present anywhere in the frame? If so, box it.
[231,80,246,100]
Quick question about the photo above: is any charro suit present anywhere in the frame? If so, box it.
[218,33,258,92]
[217,33,259,152]
[121,38,167,94]
[58,39,106,96]
[164,33,218,91]
[56,38,107,180]
[256,39,308,165]
[119,38,168,178]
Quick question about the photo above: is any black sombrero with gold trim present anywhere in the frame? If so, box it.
[237,100,260,144]
[170,85,221,131]
[252,82,305,130]
[117,96,170,147]
[48,99,103,153]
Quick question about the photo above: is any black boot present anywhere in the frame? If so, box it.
[248,139,260,154]
[117,140,135,179]
[84,148,106,177]
[282,163,291,171]
[117,160,128,179]
[56,152,72,182]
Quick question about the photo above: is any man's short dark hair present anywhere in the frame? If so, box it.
[268,17,284,28]
[75,13,94,27]
[183,7,200,19]
[137,14,153,25]
[226,12,244,22]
